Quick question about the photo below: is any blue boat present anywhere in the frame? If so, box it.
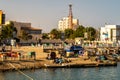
[65,45,83,57]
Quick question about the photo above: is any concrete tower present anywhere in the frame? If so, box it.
[68,4,73,29]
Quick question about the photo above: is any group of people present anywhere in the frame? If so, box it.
[46,51,71,64]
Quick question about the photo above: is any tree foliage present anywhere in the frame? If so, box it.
[20,30,29,40]
[42,33,49,39]
[85,27,96,40]
[0,22,16,39]
[50,29,61,39]
[74,25,85,38]
[49,25,97,40]
[64,29,74,39]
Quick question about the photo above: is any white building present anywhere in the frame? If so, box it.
[58,17,79,31]
[100,25,120,42]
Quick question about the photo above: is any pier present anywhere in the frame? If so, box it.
[0,57,117,72]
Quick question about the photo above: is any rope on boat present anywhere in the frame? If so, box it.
[8,63,33,80]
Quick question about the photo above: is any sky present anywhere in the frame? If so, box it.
[0,0,120,32]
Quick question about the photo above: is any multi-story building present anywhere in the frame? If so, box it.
[58,4,79,31]
[100,25,120,42]
[21,26,42,41]
[5,21,42,42]
[58,17,79,31]
[73,18,79,30]
[0,10,5,25]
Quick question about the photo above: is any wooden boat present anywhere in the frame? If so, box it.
[105,55,117,61]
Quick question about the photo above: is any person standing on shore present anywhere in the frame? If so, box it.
[2,44,6,52]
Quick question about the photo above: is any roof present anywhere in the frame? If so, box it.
[29,27,42,30]
[41,39,62,44]
[65,39,75,44]
[41,39,75,44]
[21,26,42,31]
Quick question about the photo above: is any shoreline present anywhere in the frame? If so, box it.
[0,46,118,72]
[0,58,117,72]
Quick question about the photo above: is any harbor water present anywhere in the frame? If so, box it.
[0,63,120,80]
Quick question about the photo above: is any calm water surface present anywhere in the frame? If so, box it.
[0,63,120,80]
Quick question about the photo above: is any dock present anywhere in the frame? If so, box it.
[0,58,117,72]
[43,62,117,68]
[43,58,117,68]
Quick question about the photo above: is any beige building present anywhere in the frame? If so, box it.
[58,17,79,31]
[0,10,5,25]
[5,21,42,42]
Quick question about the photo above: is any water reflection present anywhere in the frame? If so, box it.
[0,65,120,80]
[0,72,5,80]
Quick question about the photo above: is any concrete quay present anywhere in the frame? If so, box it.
[0,58,117,72]
[0,46,118,72]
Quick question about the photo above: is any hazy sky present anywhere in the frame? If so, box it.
[0,0,120,32]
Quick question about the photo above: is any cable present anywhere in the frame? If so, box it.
[8,63,33,80]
